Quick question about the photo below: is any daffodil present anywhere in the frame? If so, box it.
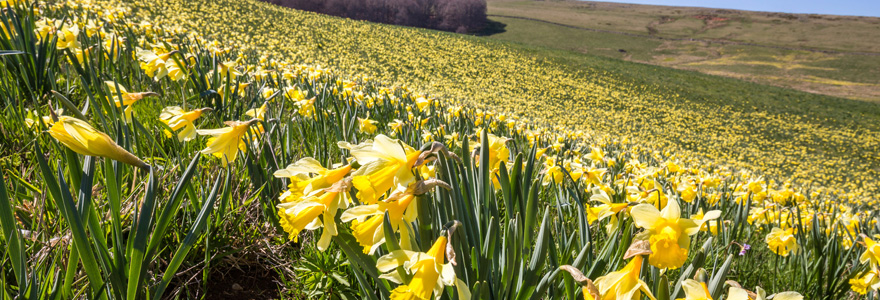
[159,106,209,141]
[582,166,605,187]
[727,286,802,300]
[102,34,125,60]
[283,87,306,101]
[245,102,267,121]
[217,60,242,80]
[346,180,448,254]
[136,48,183,81]
[218,82,251,101]
[376,235,458,300]
[56,23,80,50]
[49,117,149,170]
[0,0,17,8]
[535,147,548,159]
[275,159,352,250]
[341,184,420,254]
[860,236,880,268]
[543,164,564,186]
[587,147,605,163]
[275,158,354,204]
[472,130,510,171]
[850,269,880,295]
[358,117,378,134]
[589,187,630,233]
[105,81,157,122]
[295,97,316,118]
[630,199,720,269]
[388,119,405,135]
[692,208,721,235]
[343,135,422,204]
[197,119,259,167]
[678,181,699,203]
[678,279,712,300]
[415,96,431,112]
[593,241,656,300]
[765,227,798,257]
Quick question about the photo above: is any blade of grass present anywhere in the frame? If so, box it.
[152,170,225,300]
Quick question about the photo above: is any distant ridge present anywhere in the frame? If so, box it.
[487,14,880,56]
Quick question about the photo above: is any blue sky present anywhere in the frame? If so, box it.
[594,0,880,17]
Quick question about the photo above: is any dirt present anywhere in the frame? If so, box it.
[204,265,282,300]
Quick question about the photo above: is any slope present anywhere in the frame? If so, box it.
[124,0,880,193]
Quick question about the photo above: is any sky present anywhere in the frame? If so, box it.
[592,0,880,17]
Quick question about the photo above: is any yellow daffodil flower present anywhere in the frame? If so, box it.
[343,135,421,204]
[630,199,720,269]
[284,87,306,101]
[388,119,404,135]
[295,97,316,118]
[472,130,510,171]
[584,166,606,187]
[727,286,802,300]
[678,181,699,203]
[56,23,80,50]
[358,117,378,134]
[49,116,149,170]
[850,269,880,295]
[415,96,431,112]
[105,81,158,122]
[245,102,268,121]
[217,60,242,80]
[377,235,458,300]
[136,48,183,81]
[275,158,353,203]
[587,147,605,163]
[692,208,721,235]
[678,279,712,300]
[343,178,448,255]
[275,159,352,251]
[765,227,798,257]
[593,242,656,300]
[197,119,259,167]
[159,106,209,141]
[218,82,251,101]
[341,184,420,254]
[860,236,880,268]
[589,187,630,233]
[543,165,564,186]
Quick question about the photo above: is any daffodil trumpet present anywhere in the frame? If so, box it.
[376,230,468,300]
[593,240,657,300]
[630,198,720,269]
[341,179,450,254]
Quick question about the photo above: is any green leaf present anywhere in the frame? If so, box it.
[35,142,106,298]
[0,167,27,290]
[152,170,226,300]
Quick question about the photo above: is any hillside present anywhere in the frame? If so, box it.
[486,0,880,101]
[125,0,880,194]
[1,0,878,298]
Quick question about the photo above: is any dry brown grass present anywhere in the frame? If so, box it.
[485,0,880,102]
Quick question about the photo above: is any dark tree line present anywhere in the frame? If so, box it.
[264,0,488,33]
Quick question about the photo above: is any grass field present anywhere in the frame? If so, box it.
[1,0,879,299]
[124,0,880,196]
[485,0,880,101]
